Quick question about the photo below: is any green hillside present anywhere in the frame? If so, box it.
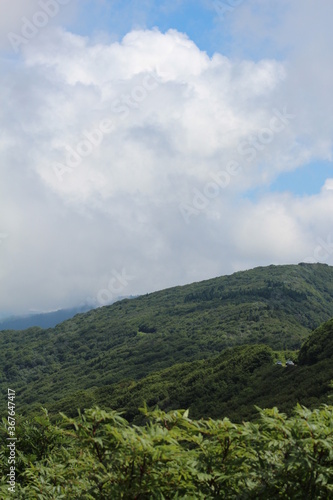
[1,263,333,415]
[298,317,333,365]
[49,319,333,423]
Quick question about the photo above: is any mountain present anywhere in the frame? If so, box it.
[1,262,333,416]
[0,306,92,331]
[0,296,137,331]
[80,318,333,424]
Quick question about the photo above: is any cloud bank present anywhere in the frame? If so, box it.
[0,3,332,315]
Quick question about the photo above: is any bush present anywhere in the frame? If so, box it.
[1,403,333,498]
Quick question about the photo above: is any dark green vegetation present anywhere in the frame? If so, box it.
[1,263,333,418]
[1,404,333,498]
[49,319,333,423]
[299,316,333,365]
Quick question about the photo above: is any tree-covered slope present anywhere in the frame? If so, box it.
[49,319,333,423]
[298,317,333,365]
[1,263,333,414]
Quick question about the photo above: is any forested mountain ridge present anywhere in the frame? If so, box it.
[1,263,333,416]
[48,319,333,423]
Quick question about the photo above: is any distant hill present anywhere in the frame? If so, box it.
[0,306,92,331]
[1,263,333,416]
[0,296,135,331]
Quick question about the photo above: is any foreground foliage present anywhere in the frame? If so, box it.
[1,403,333,499]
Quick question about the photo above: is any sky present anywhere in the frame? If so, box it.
[0,0,332,316]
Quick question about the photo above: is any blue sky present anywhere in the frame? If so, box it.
[0,0,332,315]
[68,1,291,61]
[271,160,333,197]
[245,160,333,201]
[70,0,219,54]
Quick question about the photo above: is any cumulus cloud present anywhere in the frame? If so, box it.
[18,28,290,199]
[221,0,333,158]
[0,4,332,315]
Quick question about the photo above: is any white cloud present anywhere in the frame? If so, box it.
[230,189,333,264]
[222,0,333,155]
[323,179,333,191]
[19,28,290,199]
[0,10,332,315]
